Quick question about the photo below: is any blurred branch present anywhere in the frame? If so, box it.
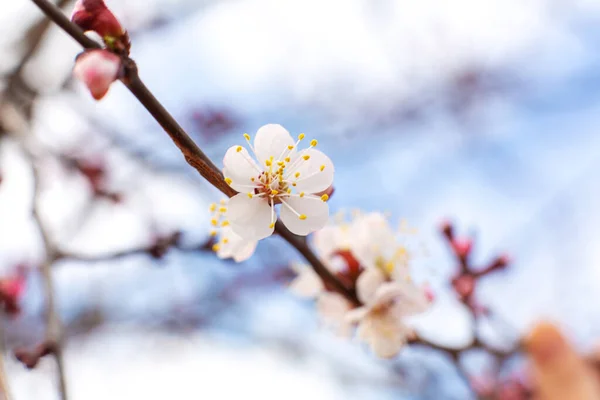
[0,101,69,398]
[56,232,215,264]
[0,317,12,400]
[22,134,69,400]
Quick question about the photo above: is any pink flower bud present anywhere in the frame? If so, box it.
[0,267,27,316]
[73,50,121,100]
[452,238,473,259]
[71,0,124,39]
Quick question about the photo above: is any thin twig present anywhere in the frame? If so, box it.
[27,147,69,400]
[0,316,13,400]
[2,102,69,400]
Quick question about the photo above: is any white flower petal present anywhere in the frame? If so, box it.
[287,149,334,194]
[227,193,274,240]
[254,124,296,166]
[288,265,324,298]
[356,267,387,305]
[349,212,397,269]
[317,292,353,337]
[216,226,257,262]
[358,313,409,359]
[312,225,339,259]
[280,196,329,236]
[386,282,431,316]
[223,146,260,192]
[232,241,258,262]
[345,306,369,324]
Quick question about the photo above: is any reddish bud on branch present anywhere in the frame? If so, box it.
[71,0,124,42]
[451,273,476,301]
[0,266,27,316]
[451,238,473,261]
[73,50,121,100]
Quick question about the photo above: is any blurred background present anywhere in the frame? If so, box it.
[1,0,600,398]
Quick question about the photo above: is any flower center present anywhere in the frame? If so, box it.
[253,168,289,202]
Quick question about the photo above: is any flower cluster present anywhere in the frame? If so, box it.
[209,199,258,262]
[70,0,129,100]
[290,212,432,358]
[222,124,334,240]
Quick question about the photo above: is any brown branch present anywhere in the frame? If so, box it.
[30,0,101,50]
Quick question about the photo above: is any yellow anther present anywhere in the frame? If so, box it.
[320,165,325,171]
[212,244,220,252]
[385,261,395,274]
[295,172,300,178]
[310,139,318,147]
[277,161,284,166]
[269,222,275,229]
[236,146,243,152]
[320,194,329,202]
[285,157,291,163]
[221,220,230,227]
[247,193,253,199]
[210,230,217,237]
[298,133,305,140]
[265,159,272,167]
[303,155,310,160]
[209,203,217,212]
[219,207,227,213]
[220,200,226,205]
[292,183,297,187]
[251,177,255,182]
[225,178,232,185]
[299,214,307,220]
[271,190,279,195]
[223,238,229,244]
[210,219,218,226]
[299,192,305,198]
[287,188,292,194]
[243,133,251,141]
[287,145,294,150]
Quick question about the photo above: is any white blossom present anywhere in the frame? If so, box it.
[289,211,431,358]
[349,212,412,280]
[222,124,334,240]
[209,200,257,262]
[317,292,354,337]
[348,268,430,358]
